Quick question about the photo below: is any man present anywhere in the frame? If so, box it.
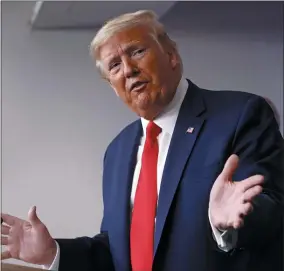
[1,10,283,271]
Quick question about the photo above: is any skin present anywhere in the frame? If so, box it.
[97,24,182,120]
[0,23,264,266]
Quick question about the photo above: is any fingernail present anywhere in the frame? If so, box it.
[260,175,265,182]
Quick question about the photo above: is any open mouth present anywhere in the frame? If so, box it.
[131,81,148,92]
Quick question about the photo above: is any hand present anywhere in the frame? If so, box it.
[209,154,264,230]
[1,206,57,266]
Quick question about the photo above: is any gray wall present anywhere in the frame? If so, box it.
[161,1,283,131]
[1,1,283,267]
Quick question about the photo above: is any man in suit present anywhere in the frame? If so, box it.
[1,10,283,271]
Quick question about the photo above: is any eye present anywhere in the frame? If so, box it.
[133,48,146,56]
[109,62,120,71]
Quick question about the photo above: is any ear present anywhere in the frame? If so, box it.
[168,50,179,70]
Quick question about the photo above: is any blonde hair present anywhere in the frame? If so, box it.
[89,10,181,76]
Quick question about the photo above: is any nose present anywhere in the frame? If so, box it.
[122,58,139,78]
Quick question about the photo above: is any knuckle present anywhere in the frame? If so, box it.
[227,216,234,226]
[238,184,246,194]
[233,222,239,229]
[247,202,253,209]
[240,194,246,203]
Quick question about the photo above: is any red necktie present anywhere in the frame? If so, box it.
[130,121,162,271]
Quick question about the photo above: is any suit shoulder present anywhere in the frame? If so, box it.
[202,88,259,102]
[200,88,267,110]
[106,119,140,150]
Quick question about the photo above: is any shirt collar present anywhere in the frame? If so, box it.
[141,77,188,136]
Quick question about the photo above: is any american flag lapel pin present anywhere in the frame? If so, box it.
[186,127,194,134]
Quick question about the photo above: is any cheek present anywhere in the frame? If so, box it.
[112,83,133,104]
[146,58,161,74]
[143,56,169,83]
[110,77,125,94]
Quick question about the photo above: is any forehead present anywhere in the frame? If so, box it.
[98,25,155,60]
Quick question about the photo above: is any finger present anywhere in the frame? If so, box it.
[239,202,254,216]
[1,236,8,246]
[233,218,244,229]
[1,250,12,260]
[1,213,17,226]
[243,185,263,202]
[28,206,42,227]
[241,175,264,192]
[221,154,239,181]
[1,224,10,235]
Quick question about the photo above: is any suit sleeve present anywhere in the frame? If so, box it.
[231,95,284,249]
[54,232,114,271]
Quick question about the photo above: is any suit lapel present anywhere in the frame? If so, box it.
[154,80,206,254]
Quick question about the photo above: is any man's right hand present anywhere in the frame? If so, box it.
[1,206,57,267]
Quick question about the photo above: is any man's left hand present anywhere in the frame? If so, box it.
[209,154,264,231]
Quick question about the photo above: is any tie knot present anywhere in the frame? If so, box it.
[146,121,162,140]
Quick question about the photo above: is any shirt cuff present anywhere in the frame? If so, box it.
[42,241,60,270]
[208,208,238,252]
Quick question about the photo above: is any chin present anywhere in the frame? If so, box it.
[137,111,155,120]
[132,96,152,108]
[129,95,159,117]
[135,106,159,120]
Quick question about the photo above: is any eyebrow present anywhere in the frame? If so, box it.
[105,41,146,67]
[107,55,121,67]
[124,42,143,54]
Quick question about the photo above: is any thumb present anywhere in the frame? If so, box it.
[221,154,239,181]
[28,206,42,227]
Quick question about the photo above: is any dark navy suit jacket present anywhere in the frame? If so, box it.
[56,79,284,271]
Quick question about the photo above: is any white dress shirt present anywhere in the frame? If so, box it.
[45,77,237,271]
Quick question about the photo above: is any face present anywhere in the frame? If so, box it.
[97,25,180,120]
